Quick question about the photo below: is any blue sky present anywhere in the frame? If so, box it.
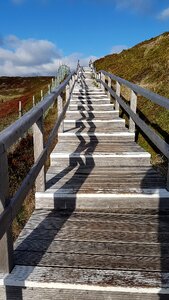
[0,0,169,75]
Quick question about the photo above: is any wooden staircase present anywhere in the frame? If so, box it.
[1,67,169,299]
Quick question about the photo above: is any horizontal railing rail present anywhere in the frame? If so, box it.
[93,68,169,190]
[100,70,169,110]
[0,66,79,273]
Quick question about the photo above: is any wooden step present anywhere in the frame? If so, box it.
[14,209,169,269]
[58,132,135,142]
[1,265,169,299]
[63,122,126,131]
[71,95,110,100]
[53,141,145,153]
[70,99,110,105]
[2,208,168,299]
[68,104,114,111]
[50,152,151,167]
[35,164,167,210]
[65,110,120,120]
[63,119,125,130]
[72,89,107,97]
[35,190,169,210]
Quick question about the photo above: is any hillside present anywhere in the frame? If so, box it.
[94,32,169,175]
[0,76,52,131]
[0,76,56,239]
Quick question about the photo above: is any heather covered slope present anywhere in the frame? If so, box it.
[94,32,169,175]
[0,76,52,131]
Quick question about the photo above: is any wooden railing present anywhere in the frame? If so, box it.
[93,68,169,190]
[0,67,78,273]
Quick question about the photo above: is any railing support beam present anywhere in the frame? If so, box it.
[108,77,112,101]
[101,73,106,92]
[33,116,45,192]
[0,151,14,273]
[167,163,169,191]
[58,95,63,132]
[115,81,121,113]
[129,90,137,133]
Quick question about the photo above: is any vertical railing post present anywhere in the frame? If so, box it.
[99,72,102,89]
[108,77,112,101]
[41,90,43,101]
[65,83,70,103]
[115,81,121,114]
[167,163,169,191]
[33,115,45,192]
[58,95,63,132]
[19,101,22,118]
[72,75,75,87]
[101,73,106,92]
[129,90,137,133]
[0,151,14,273]
[69,78,72,93]
[48,84,51,95]
[94,70,97,80]
[69,77,74,97]
[33,96,35,107]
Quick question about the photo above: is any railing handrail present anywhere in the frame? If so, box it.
[93,68,169,190]
[0,64,80,273]
[100,70,169,110]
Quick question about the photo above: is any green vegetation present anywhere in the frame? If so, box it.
[94,32,169,176]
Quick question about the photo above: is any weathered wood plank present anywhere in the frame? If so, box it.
[15,238,169,257]
[15,226,169,244]
[18,216,169,233]
[14,250,169,271]
[2,265,169,288]
[1,286,169,300]
[18,208,169,222]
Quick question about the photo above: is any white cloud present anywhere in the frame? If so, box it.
[111,45,128,54]
[158,7,169,20]
[0,35,96,76]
